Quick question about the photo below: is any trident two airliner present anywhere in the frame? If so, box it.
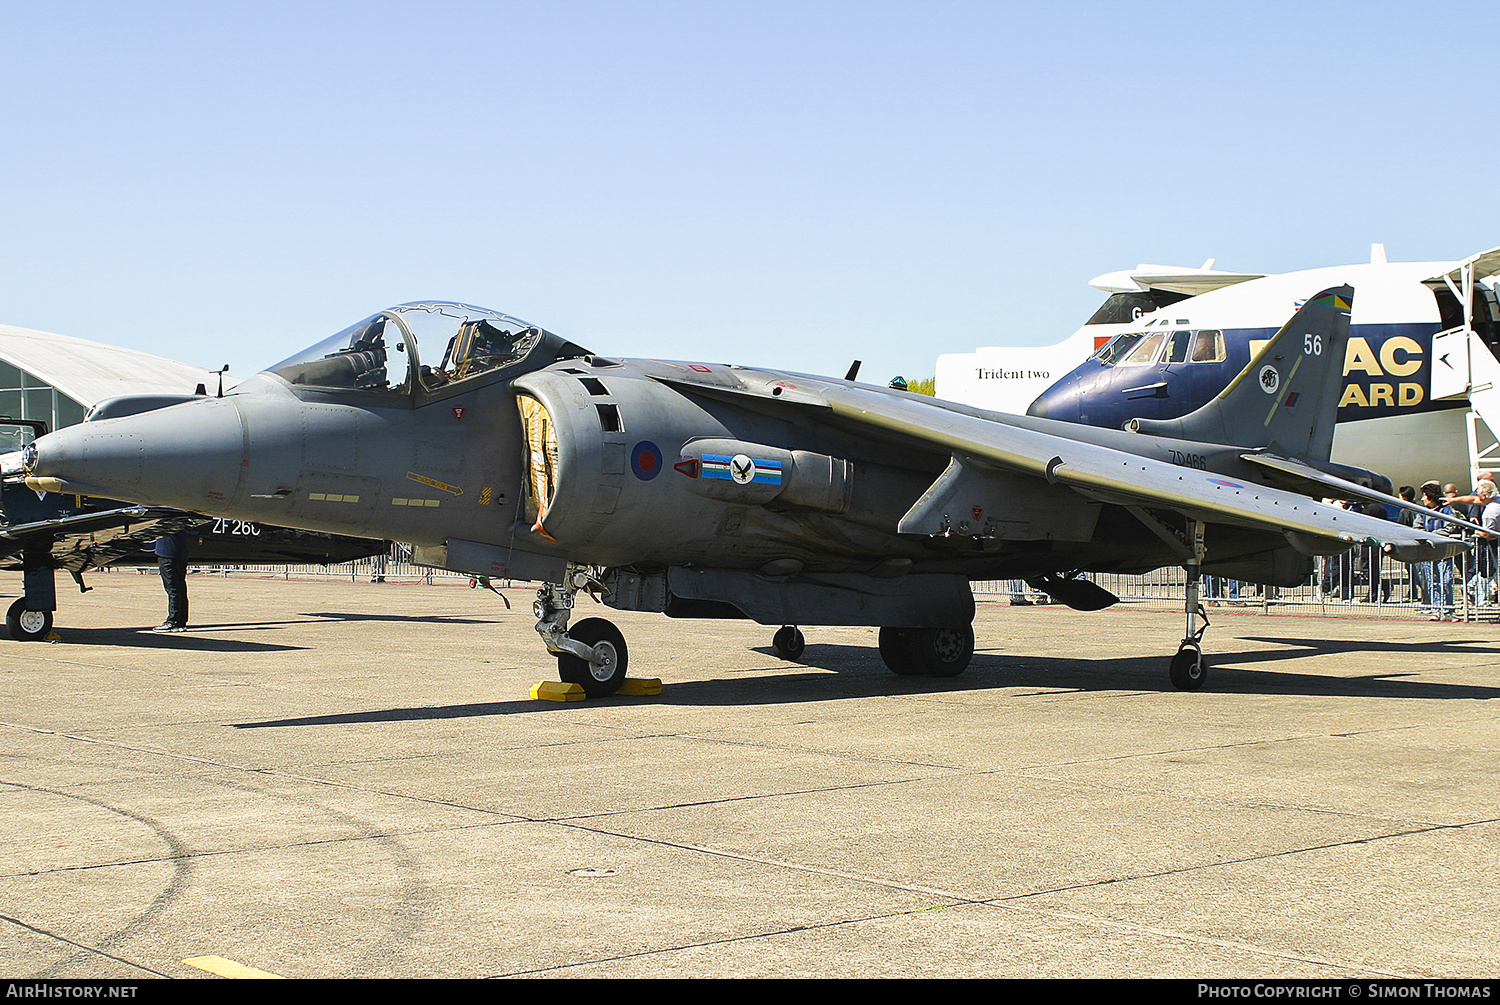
[938,246,1500,488]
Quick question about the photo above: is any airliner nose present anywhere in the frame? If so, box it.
[26,398,245,511]
[1027,369,1089,423]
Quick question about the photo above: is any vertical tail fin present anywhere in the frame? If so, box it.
[1124,285,1352,462]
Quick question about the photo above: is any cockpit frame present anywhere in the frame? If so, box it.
[262,301,591,406]
[1090,328,1227,368]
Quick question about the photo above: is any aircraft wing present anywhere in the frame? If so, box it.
[0,504,201,572]
[1239,452,1487,537]
[656,369,1467,563]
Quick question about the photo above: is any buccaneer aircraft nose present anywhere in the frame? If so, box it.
[1026,367,1093,424]
[1027,383,1075,421]
[26,397,246,512]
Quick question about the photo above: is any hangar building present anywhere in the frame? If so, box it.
[0,321,233,439]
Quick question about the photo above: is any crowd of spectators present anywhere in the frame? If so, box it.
[1000,472,1500,620]
[1317,472,1498,620]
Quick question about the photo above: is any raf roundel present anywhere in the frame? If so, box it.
[631,441,663,481]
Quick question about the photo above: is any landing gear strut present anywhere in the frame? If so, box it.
[533,567,628,698]
[1171,518,1210,691]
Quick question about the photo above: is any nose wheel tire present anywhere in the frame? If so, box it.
[1169,644,1208,691]
[772,625,805,661]
[6,598,52,642]
[878,625,974,677]
[556,617,629,698]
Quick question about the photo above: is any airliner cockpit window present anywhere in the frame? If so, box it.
[266,302,590,395]
[1164,330,1193,364]
[1121,331,1167,365]
[1190,329,1225,363]
[1092,333,1144,365]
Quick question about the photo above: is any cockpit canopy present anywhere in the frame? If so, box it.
[266,301,591,395]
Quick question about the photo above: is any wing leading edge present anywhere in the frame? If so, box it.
[809,383,1455,554]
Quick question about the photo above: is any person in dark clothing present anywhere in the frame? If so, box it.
[1396,486,1418,527]
[1397,486,1420,600]
[153,533,189,632]
[1361,499,1391,602]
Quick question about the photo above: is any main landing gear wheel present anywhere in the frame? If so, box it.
[1169,644,1208,691]
[556,617,628,698]
[6,598,52,642]
[772,625,805,661]
[878,625,974,678]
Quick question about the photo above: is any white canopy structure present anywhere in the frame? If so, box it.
[0,321,236,432]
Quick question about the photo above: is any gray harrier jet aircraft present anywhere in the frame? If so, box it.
[22,287,1465,692]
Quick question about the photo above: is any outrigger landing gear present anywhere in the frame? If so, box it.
[1171,518,1210,691]
[534,567,628,698]
[771,625,805,661]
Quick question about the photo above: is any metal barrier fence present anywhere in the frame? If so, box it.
[175,557,494,587]
[114,548,1498,623]
[982,546,1499,622]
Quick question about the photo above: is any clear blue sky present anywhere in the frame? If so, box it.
[2,0,1494,385]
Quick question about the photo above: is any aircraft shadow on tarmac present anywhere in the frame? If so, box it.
[231,634,1500,729]
[33,626,308,653]
[758,639,1500,702]
[31,611,500,647]
[301,611,498,625]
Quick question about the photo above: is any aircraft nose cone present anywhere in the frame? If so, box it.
[28,398,244,510]
[1026,393,1048,419]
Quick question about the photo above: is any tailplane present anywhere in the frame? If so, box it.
[1125,285,1352,462]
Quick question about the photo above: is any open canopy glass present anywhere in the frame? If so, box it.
[266,301,590,395]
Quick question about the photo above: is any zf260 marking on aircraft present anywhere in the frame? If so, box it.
[210,518,261,536]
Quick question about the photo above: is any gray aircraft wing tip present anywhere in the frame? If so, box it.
[0,507,182,543]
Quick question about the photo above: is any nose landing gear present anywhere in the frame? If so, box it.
[556,617,628,697]
[534,569,629,698]
[6,597,53,642]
